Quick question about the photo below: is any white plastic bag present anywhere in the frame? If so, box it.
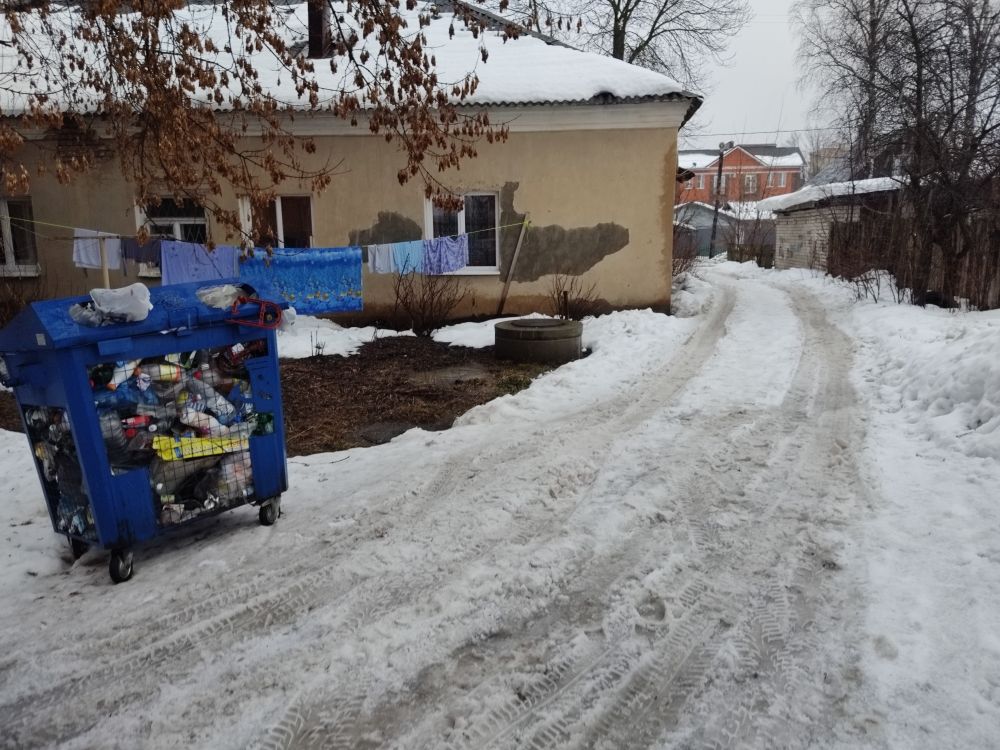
[90,283,153,322]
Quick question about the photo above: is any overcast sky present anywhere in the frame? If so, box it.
[680,0,818,151]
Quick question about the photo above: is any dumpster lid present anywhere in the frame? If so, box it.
[0,280,289,352]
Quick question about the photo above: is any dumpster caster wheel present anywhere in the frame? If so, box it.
[258,499,279,526]
[69,537,89,560]
[109,548,134,584]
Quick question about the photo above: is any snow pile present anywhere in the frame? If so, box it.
[853,304,1000,459]
[276,315,410,358]
[758,176,903,213]
[431,313,549,348]
[458,309,697,427]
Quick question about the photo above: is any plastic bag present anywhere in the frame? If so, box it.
[91,283,153,322]
[70,283,153,327]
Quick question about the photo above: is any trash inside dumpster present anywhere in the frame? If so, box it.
[0,281,289,584]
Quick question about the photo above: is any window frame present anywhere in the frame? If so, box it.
[0,198,41,277]
[423,191,501,275]
[696,174,705,190]
[268,195,314,248]
[745,173,758,192]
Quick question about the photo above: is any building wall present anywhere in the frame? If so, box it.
[4,121,681,318]
[677,147,803,205]
[773,206,855,271]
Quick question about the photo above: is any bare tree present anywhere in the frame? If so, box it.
[485,0,749,86]
[0,1,515,244]
[794,0,1000,309]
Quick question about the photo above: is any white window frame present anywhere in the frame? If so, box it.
[134,199,210,277]
[0,198,41,277]
[745,173,758,192]
[696,174,705,189]
[423,191,501,275]
[237,195,314,249]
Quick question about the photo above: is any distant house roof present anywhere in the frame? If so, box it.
[678,143,805,171]
[1,1,702,122]
[758,176,904,213]
[676,200,774,221]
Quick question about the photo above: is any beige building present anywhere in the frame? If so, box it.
[0,3,701,320]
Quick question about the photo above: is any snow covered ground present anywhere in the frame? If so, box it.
[0,263,997,748]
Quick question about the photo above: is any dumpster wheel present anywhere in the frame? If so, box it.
[109,548,134,584]
[258,497,280,526]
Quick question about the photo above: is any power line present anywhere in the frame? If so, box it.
[682,125,842,138]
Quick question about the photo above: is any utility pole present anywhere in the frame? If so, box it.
[708,140,733,258]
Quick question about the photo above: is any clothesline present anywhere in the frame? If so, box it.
[7,215,532,252]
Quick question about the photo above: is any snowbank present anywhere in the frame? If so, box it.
[276,316,410,358]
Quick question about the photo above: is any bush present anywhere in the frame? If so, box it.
[548,274,601,320]
[391,271,468,337]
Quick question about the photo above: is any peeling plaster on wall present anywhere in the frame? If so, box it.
[496,182,630,283]
[349,212,422,247]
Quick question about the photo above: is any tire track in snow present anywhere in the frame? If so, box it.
[325,277,867,750]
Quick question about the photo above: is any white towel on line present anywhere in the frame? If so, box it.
[73,228,122,270]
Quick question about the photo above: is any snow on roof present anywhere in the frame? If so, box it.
[758,176,904,213]
[754,153,805,168]
[678,144,804,171]
[726,201,775,221]
[675,200,774,222]
[0,3,698,113]
[678,151,721,170]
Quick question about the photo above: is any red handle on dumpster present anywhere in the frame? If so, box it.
[227,297,282,330]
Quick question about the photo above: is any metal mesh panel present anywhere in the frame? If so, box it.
[90,339,269,527]
[24,406,95,540]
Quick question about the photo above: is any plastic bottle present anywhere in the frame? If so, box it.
[138,363,185,383]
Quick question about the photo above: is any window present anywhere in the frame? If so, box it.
[424,192,500,271]
[261,196,312,248]
[136,197,209,277]
[0,198,39,276]
[768,172,787,188]
[745,173,758,192]
[713,173,729,193]
[696,174,705,190]
[142,198,208,242]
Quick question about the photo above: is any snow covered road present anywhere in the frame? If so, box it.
[1,265,994,748]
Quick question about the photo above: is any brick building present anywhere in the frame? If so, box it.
[676,143,805,204]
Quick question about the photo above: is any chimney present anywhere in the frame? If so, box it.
[308,0,332,59]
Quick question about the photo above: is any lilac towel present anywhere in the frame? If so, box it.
[161,242,240,285]
[422,235,469,275]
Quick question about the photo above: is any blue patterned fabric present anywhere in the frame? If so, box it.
[239,246,363,314]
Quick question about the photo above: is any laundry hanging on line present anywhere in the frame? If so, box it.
[239,246,363,315]
[364,235,469,275]
[423,234,469,275]
[392,240,424,273]
[367,244,395,274]
[121,238,164,265]
[73,228,122,271]
[160,242,240,285]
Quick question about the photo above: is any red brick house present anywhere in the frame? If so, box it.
[676,143,805,204]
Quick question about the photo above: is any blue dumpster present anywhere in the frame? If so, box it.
[0,281,289,583]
